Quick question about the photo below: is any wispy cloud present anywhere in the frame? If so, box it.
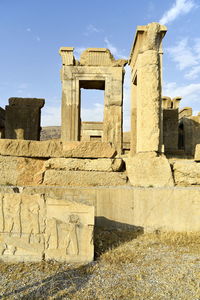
[26,28,31,32]
[167,38,200,79]
[163,81,200,110]
[41,105,61,126]
[84,24,102,36]
[159,0,196,25]
[104,38,125,59]
[167,38,198,70]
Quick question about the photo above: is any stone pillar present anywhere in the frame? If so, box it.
[5,98,44,140]
[129,23,167,155]
[126,23,174,187]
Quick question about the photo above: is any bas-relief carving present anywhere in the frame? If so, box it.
[0,194,94,262]
[45,198,94,262]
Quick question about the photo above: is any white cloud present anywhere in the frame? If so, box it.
[159,0,196,25]
[41,105,61,126]
[104,38,125,59]
[84,24,102,36]
[81,103,104,122]
[167,37,200,80]
[163,81,200,110]
[26,28,31,32]
[167,38,198,70]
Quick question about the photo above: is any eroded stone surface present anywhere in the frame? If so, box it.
[45,158,123,172]
[126,152,174,187]
[0,139,116,158]
[0,155,45,186]
[43,170,127,186]
[0,193,94,262]
[173,160,200,186]
[194,144,200,161]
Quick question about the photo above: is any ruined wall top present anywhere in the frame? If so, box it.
[162,96,182,109]
[59,47,127,67]
[129,22,167,68]
[8,97,45,108]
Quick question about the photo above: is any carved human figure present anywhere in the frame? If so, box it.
[65,214,80,255]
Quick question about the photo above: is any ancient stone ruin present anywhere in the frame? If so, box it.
[0,22,199,263]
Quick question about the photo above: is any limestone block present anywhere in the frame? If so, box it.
[0,193,94,263]
[45,158,123,172]
[194,144,200,161]
[43,170,127,186]
[0,139,116,158]
[173,160,200,186]
[0,194,45,262]
[62,141,116,158]
[45,197,94,262]
[0,139,63,158]
[126,152,174,187]
[80,48,115,66]
[0,155,45,186]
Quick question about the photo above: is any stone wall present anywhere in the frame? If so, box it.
[0,186,199,233]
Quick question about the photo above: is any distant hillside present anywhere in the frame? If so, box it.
[40,126,61,140]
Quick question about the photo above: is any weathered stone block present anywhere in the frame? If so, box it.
[45,158,123,172]
[173,160,200,186]
[5,97,44,140]
[43,170,127,186]
[0,155,45,186]
[0,193,94,263]
[126,152,174,187]
[194,144,200,161]
[45,197,94,262]
[62,141,116,158]
[0,139,116,158]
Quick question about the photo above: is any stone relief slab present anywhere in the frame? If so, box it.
[0,194,94,263]
[45,198,94,262]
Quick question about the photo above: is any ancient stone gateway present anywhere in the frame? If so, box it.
[59,47,127,154]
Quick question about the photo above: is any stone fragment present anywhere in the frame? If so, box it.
[62,141,116,158]
[44,158,123,172]
[0,139,63,158]
[194,144,200,161]
[0,139,116,158]
[43,170,127,186]
[0,155,45,186]
[173,160,200,186]
[126,152,174,187]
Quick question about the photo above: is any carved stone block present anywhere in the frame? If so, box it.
[0,194,94,263]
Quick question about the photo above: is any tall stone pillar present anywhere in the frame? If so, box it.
[126,23,174,187]
[5,97,44,140]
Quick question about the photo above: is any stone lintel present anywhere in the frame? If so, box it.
[8,97,45,108]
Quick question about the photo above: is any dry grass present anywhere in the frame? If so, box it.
[0,230,199,299]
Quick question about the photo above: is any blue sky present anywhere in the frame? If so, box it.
[0,0,200,130]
